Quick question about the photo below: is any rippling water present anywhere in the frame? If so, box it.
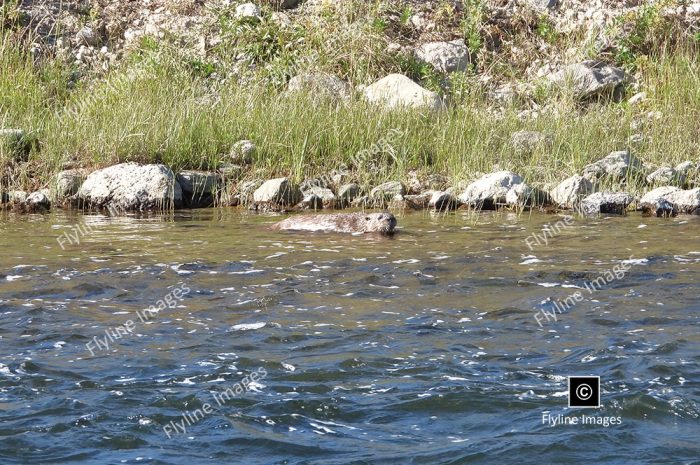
[1,209,699,464]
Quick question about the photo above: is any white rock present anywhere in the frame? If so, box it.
[549,61,628,100]
[235,3,262,20]
[580,192,635,216]
[363,74,443,111]
[458,171,524,208]
[415,39,470,74]
[253,177,301,205]
[78,163,182,211]
[550,175,594,208]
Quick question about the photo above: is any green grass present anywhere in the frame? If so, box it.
[1,20,699,196]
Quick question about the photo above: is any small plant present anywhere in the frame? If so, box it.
[535,15,558,43]
[461,1,484,54]
[612,0,674,70]
[399,5,413,27]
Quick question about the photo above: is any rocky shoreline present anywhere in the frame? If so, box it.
[2,140,698,218]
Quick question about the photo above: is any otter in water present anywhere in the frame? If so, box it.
[271,212,397,234]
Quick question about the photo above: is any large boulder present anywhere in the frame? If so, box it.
[582,151,644,183]
[253,177,301,205]
[550,175,594,209]
[458,171,524,209]
[363,74,443,111]
[548,61,628,100]
[415,39,470,73]
[288,72,352,102]
[580,192,635,216]
[78,163,182,211]
[642,186,700,214]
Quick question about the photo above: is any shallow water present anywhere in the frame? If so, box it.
[1,209,699,464]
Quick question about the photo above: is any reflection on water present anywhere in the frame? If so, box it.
[1,209,699,464]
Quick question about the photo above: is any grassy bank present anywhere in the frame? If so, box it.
[1,1,699,196]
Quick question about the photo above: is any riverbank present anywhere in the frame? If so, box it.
[1,1,699,206]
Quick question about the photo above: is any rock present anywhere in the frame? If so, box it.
[299,194,323,210]
[370,181,406,201]
[55,169,85,199]
[8,190,28,203]
[228,140,255,164]
[639,186,681,205]
[548,61,628,101]
[288,72,352,102]
[423,173,449,191]
[253,177,301,205]
[510,130,553,155]
[429,190,458,211]
[580,192,635,216]
[402,193,431,210]
[505,183,549,207]
[667,188,700,213]
[582,151,644,183]
[239,179,263,205]
[75,26,100,46]
[628,91,647,105]
[639,198,677,217]
[177,171,219,195]
[262,0,300,9]
[337,183,360,205]
[26,191,51,209]
[646,166,683,186]
[550,175,594,208]
[414,39,470,74]
[525,0,558,10]
[301,185,336,208]
[458,171,524,209]
[78,163,182,211]
[219,163,244,178]
[235,3,262,20]
[675,160,696,174]
[177,171,219,208]
[363,74,443,111]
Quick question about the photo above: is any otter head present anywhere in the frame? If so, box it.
[363,212,397,234]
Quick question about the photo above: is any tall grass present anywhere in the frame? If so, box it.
[0,29,698,195]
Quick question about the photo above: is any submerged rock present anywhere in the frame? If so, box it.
[415,39,470,74]
[548,61,628,101]
[582,151,644,183]
[78,163,182,211]
[253,177,301,205]
[639,198,677,217]
[580,192,635,216]
[458,171,524,209]
[550,175,594,209]
[363,74,443,111]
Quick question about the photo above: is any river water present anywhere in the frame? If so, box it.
[1,209,699,464]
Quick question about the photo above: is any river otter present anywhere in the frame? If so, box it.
[271,212,397,234]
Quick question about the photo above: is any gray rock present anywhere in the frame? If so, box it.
[301,185,336,208]
[75,26,100,46]
[265,0,301,9]
[78,163,182,211]
[235,3,262,20]
[288,72,352,102]
[646,166,684,186]
[55,169,85,199]
[337,183,360,204]
[253,177,301,205]
[228,140,255,164]
[403,193,431,210]
[177,171,219,195]
[580,192,635,216]
[415,39,470,74]
[428,190,458,211]
[505,183,550,207]
[8,190,28,203]
[458,171,524,208]
[299,194,323,210]
[26,191,51,209]
[550,175,594,208]
[363,74,443,111]
[549,61,628,100]
[674,160,696,174]
[219,163,244,177]
[639,186,681,205]
[370,181,406,201]
[639,186,700,213]
[510,130,553,155]
[525,0,558,9]
[582,151,644,183]
[239,179,263,205]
